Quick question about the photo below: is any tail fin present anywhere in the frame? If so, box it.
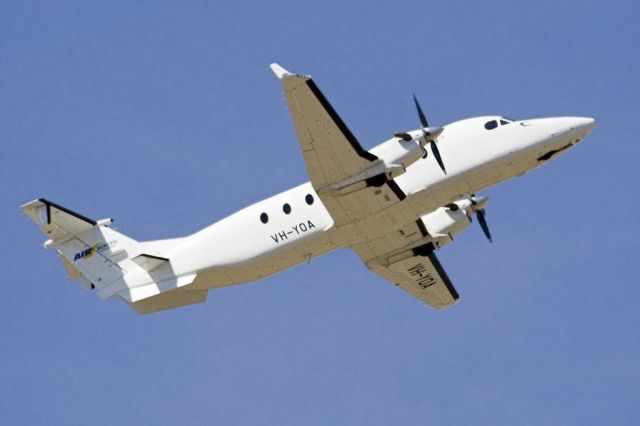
[21,199,205,314]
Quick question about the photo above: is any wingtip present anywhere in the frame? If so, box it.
[269,63,292,79]
[20,198,45,211]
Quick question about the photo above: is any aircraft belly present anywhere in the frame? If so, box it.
[190,230,335,289]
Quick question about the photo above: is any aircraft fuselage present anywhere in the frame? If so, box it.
[168,115,595,289]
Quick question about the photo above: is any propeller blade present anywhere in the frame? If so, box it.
[413,94,446,173]
[413,94,429,128]
[476,209,493,242]
[430,141,446,174]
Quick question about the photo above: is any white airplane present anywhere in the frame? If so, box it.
[21,64,596,314]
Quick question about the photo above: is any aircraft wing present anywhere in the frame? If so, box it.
[361,246,459,309]
[270,63,379,191]
[353,219,459,309]
[272,63,457,308]
[271,63,410,226]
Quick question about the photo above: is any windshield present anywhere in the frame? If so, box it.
[484,120,498,130]
[485,117,516,130]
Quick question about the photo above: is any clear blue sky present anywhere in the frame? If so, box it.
[2,1,639,424]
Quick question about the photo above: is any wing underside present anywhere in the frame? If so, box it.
[365,249,459,309]
[271,63,410,227]
[271,64,378,192]
[354,218,460,309]
[272,64,459,308]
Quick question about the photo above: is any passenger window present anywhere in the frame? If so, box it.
[283,203,291,214]
[260,213,269,224]
[484,120,498,130]
[305,194,314,205]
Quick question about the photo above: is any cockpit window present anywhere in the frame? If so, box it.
[500,119,510,126]
[484,120,498,130]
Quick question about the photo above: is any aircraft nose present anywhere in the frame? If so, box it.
[544,116,596,140]
[572,117,596,135]
[523,116,596,162]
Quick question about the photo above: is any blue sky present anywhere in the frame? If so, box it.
[1,1,639,424]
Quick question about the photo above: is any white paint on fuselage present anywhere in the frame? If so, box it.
[162,115,595,289]
[167,183,334,281]
[396,116,594,196]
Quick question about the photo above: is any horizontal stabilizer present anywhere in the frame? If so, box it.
[130,289,208,315]
[115,273,198,303]
[21,198,97,242]
[132,254,169,272]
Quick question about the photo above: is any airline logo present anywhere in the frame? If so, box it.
[73,241,116,261]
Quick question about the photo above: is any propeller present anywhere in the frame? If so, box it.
[470,196,493,243]
[413,95,446,174]
[475,209,492,242]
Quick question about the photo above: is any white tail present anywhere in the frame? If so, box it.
[21,199,206,314]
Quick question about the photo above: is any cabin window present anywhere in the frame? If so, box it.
[260,213,269,224]
[484,120,498,130]
[305,194,315,205]
[283,203,291,214]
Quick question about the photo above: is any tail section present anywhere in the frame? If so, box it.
[21,199,206,314]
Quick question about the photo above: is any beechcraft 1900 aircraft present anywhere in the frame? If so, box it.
[21,64,596,314]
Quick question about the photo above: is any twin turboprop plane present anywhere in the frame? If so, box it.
[21,64,596,314]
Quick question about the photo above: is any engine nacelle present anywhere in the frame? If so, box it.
[369,131,425,178]
[420,203,472,248]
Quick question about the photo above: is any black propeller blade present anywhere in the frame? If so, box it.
[475,208,492,243]
[430,138,446,174]
[413,94,429,128]
[470,195,493,243]
[413,94,446,174]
